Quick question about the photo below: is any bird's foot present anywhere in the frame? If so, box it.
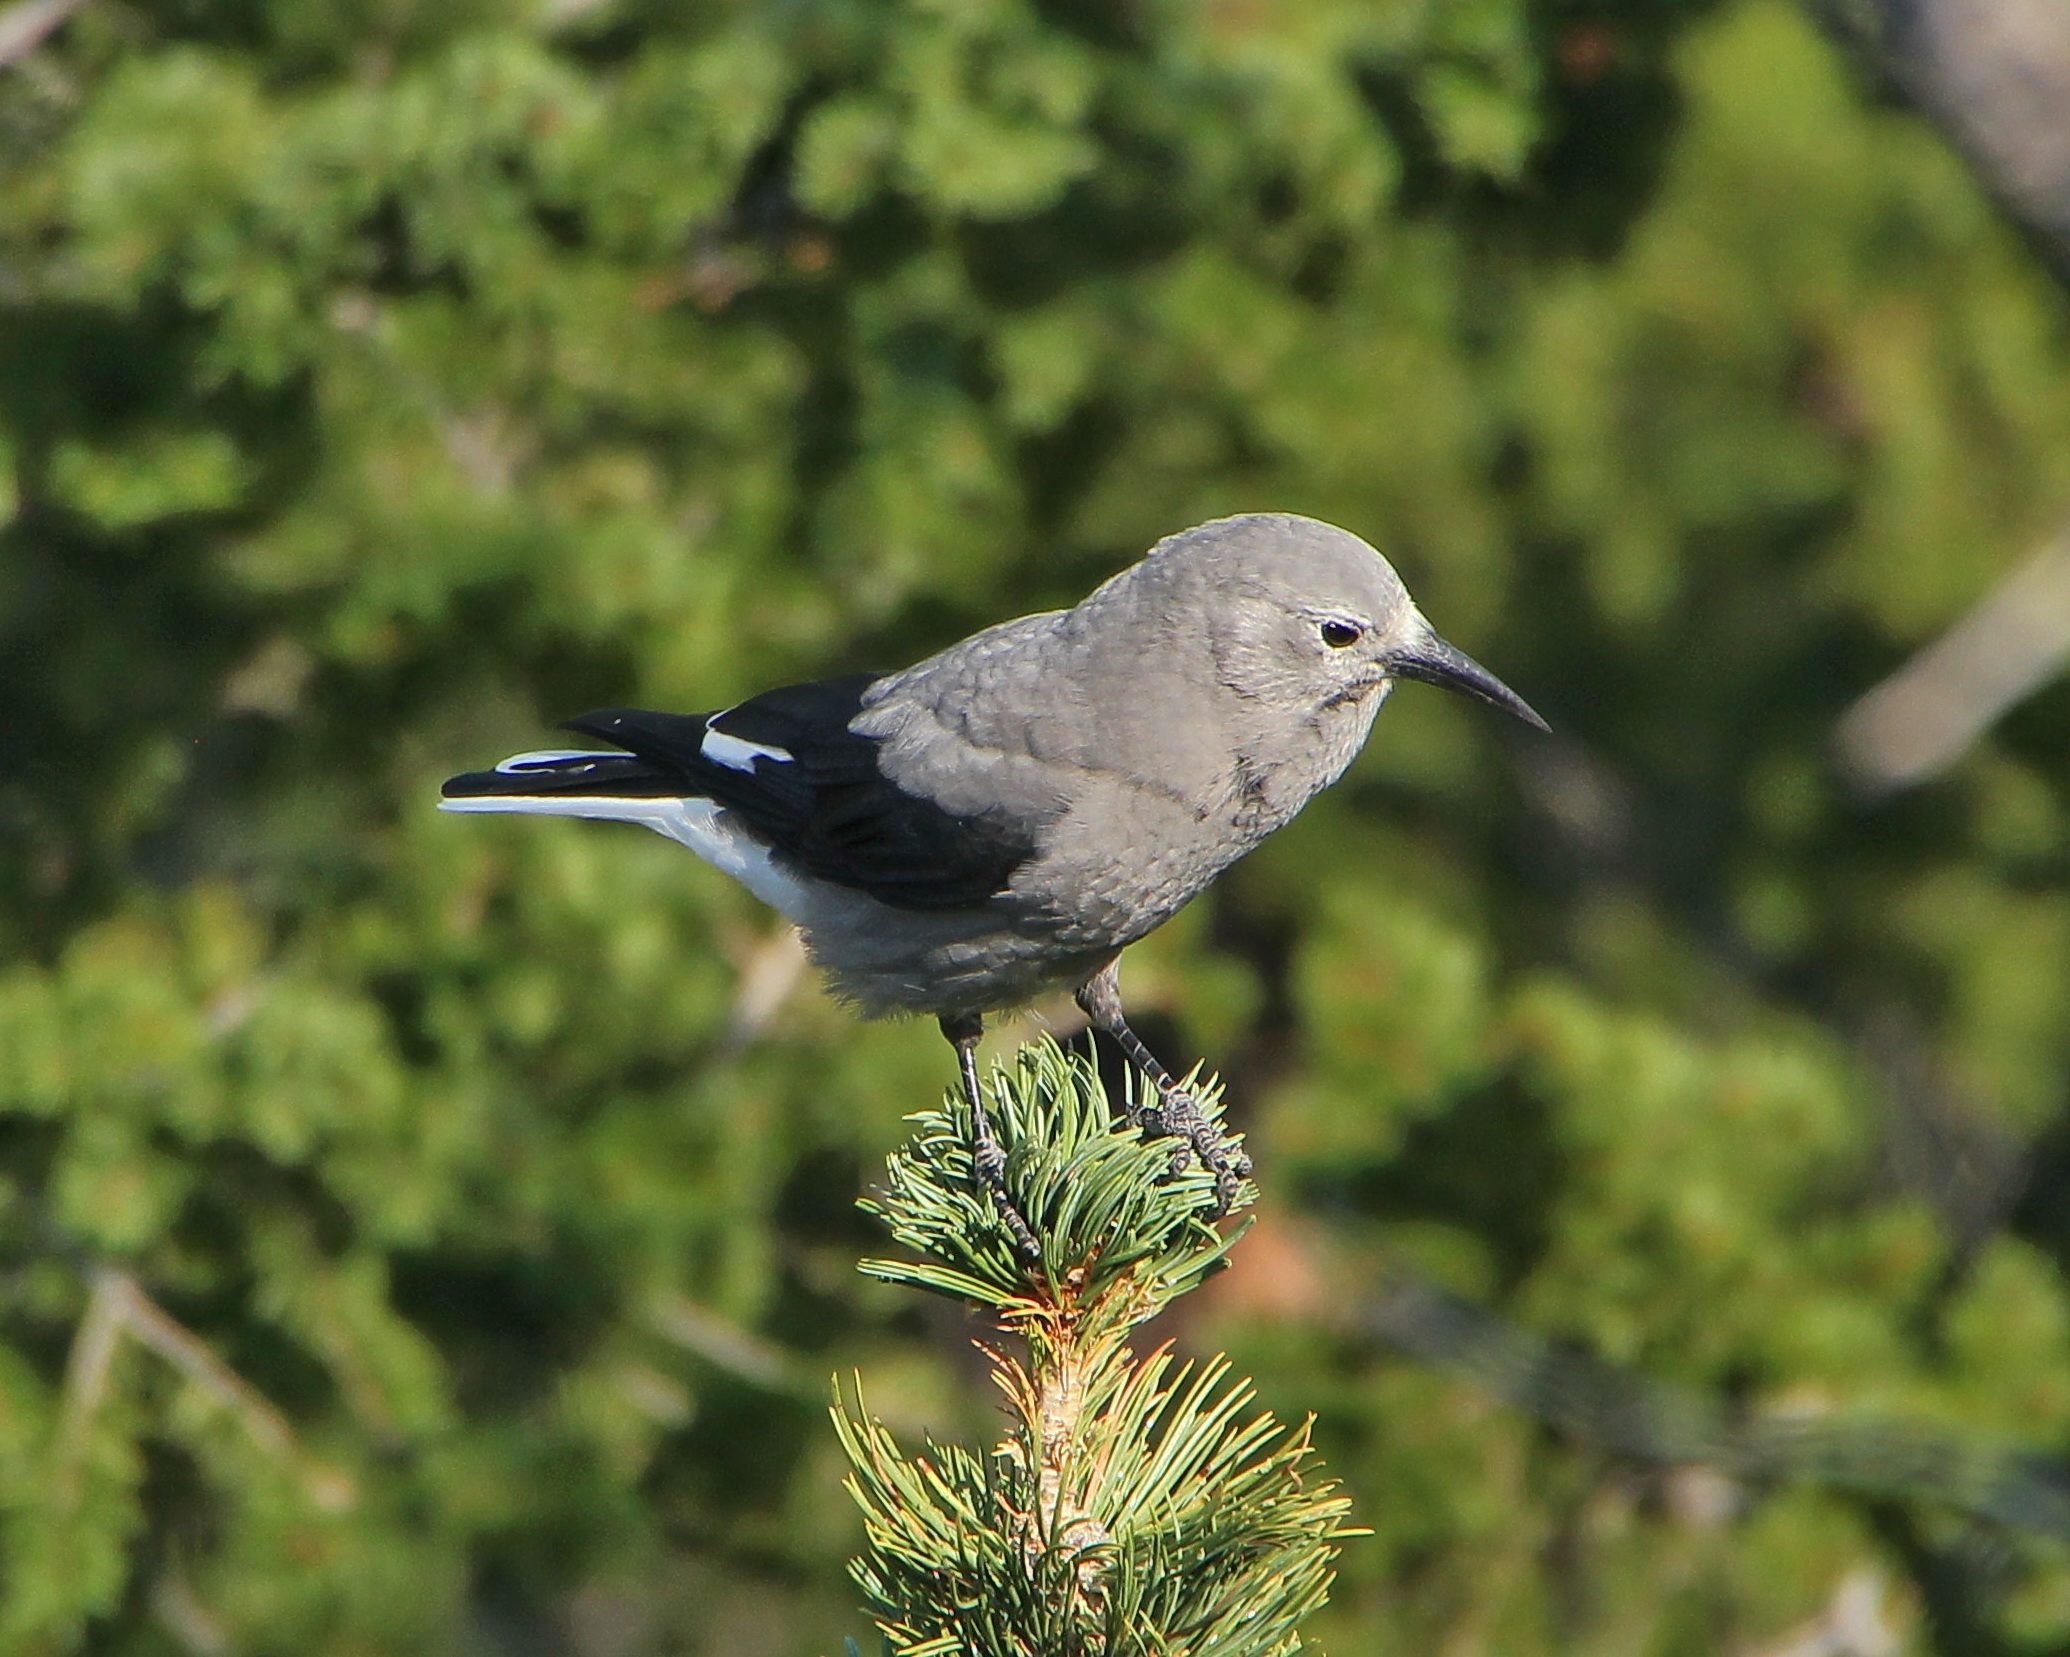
[945,1017,1043,1266]
[971,1113,1043,1265]
[1133,1086,1253,1216]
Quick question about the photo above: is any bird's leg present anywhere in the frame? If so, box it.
[1074,962,1252,1214]
[939,1014,1042,1264]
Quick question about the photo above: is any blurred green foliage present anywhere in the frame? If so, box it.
[3,0,2070,1651]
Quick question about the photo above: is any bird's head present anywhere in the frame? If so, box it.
[1144,513,1549,733]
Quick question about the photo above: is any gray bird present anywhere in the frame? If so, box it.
[441,513,1545,1257]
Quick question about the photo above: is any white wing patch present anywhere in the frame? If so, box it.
[437,793,814,920]
[700,714,793,773]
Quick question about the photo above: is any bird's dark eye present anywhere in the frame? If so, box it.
[1319,620,1363,648]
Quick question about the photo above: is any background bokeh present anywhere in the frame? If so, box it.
[4,0,2070,1651]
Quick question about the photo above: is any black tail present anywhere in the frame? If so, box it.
[440,747,691,801]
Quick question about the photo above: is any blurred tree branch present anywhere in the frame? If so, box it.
[0,0,85,70]
[1814,0,2070,787]
[1811,0,2070,278]
[1835,522,2070,790]
[1360,1263,2070,1543]
[54,1266,354,1515]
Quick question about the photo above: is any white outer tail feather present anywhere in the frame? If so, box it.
[437,792,814,920]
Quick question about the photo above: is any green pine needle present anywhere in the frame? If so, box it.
[858,1037,1252,1314]
[836,1039,1358,1656]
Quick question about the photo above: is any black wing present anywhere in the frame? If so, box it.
[445,674,1036,911]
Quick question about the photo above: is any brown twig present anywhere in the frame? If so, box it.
[54,1266,355,1512]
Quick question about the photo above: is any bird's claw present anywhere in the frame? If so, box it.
[1197,1139,1250,1217]
[996,1200,1044,1265]
[975,1160,1042,1264]
[974,1149,1042,1265]
[1135,1085,1250,1217]
[964,1092,1043,1265]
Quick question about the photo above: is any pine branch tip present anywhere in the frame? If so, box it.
[835,1033,1354,1654]
[858,1036,1250,1313]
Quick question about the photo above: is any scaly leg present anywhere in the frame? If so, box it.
[939,1014,1042,1264]
[1074,961,1251,1213]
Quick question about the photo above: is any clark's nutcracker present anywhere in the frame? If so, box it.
[442,513,1545,1257]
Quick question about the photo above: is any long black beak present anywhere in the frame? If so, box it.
[1385,632,1550,732]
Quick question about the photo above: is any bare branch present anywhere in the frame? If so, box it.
[53,1265,132,1503]
[110,1273,296,1458]
[54,1266,357,1513]
[720,922,807,1052]
[0,0,86,69]
[1834,520,2070,790]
